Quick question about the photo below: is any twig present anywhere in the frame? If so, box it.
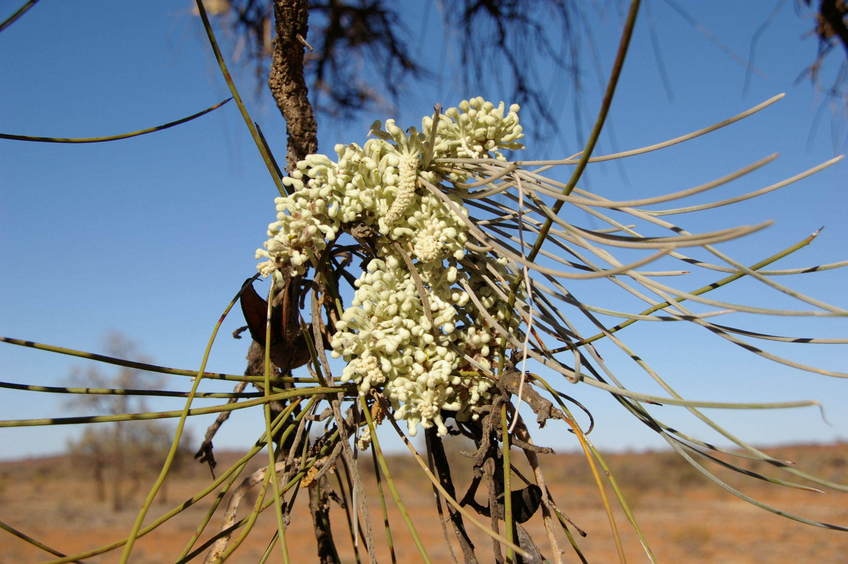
[195,380,249,475]
[204,462,287,564]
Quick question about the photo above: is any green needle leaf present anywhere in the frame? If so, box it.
[0,98,232,143]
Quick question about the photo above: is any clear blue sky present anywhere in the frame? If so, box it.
[1,1,846,460]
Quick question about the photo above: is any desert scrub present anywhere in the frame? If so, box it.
[256,97,524,436]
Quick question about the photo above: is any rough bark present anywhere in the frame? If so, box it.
[269,0,318,172]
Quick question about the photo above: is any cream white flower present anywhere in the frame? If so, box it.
[256,98,525,436]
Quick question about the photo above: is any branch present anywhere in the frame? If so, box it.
[269,0,318,171]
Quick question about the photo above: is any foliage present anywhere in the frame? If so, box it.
[217,0,848,136]
[217,0,584,135]
[800,0,848,111]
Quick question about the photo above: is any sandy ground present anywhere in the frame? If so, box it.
[1,444,847,563]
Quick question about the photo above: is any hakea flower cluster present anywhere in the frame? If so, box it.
[430,98,524,161]
[255,97,524,437]
[332,257,473,435]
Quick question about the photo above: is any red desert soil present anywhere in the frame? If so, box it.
[1,443,846,563]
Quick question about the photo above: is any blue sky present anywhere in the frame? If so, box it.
[1,1,846,460]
